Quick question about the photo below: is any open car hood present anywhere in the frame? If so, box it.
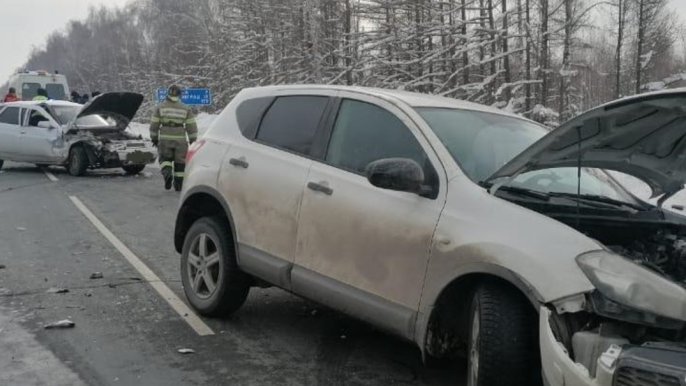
[488,90,686,198]
[68,92,144,131]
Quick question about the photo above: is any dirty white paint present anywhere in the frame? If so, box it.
[68,196,214,336]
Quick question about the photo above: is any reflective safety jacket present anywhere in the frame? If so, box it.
[149,99,198,145]
[32,95,48,101]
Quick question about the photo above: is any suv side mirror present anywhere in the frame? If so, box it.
[366,158,425,194]
[37,121,55,129]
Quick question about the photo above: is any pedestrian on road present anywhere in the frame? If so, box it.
[33,88,49,101]
[149,84,198,192]
[3,87,19,102]
[70,91,82,103]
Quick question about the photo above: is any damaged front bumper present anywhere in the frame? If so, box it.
[540,307,686,386]
[100,141,157,167]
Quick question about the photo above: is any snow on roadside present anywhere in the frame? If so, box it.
[128,112,218,140]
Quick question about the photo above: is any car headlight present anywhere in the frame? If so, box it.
[576,250,686,322]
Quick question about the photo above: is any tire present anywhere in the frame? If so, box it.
[122,165,146,175]
[466,283,541,386]
[181,216,250,317]
[67,146,88,176]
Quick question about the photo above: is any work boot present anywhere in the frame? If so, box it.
[174,178,183,192]
[162,167,173,190]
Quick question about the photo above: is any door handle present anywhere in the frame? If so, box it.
[229,157,249,169]
[307,181,333,196]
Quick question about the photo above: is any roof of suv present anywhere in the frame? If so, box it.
[0,100,80,108]
[241,85,526,120]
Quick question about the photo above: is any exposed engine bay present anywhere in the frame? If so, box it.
[500,193,686,381]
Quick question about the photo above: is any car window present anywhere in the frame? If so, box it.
[46,84,66,100]
[255,96,329,155]
[28,109,50,127]
[326,99,431,176]
[0,107,20,125]
[22,83,41,100]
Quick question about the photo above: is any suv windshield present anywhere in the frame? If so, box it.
[417,107,638,204]
[50,105,112,127]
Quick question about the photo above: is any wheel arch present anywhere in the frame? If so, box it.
[419,265,542,360]
[175,185,237,255]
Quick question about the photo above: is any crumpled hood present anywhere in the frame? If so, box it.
[488,90,686,198]
[68,92,144,131]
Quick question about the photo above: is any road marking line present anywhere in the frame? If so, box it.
[68,196,214,336]
[44,170,58,182]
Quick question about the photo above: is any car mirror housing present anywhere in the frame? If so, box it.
[365,158,425,195]
[37,121,56,129]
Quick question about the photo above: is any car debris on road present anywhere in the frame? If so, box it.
[177,348,195,354]
[89,272,104,279]
[44,320,75,329]
[46,287,69,294]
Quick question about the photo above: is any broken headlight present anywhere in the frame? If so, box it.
[576,250,686,322]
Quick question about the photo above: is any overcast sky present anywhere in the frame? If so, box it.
[1,0,686,85]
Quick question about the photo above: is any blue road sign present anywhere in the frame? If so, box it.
[156,88,212,106]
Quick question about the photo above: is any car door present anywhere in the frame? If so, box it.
[0,106,23,159]
[217,94,332,289]
[18,107,63,162]
[292,95,447,339]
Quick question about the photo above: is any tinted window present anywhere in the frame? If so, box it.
[237,97,273,136]
[46,84,66,100]
[256,96,328,155]
[326,100,429,175]
[0,107,20,124]
[22,83,41,100]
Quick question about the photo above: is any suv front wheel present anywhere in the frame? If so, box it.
[466,282,541,386]
[181,216,250,317]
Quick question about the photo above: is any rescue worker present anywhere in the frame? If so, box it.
[3,87,19,102]
[33,88,49,101]
[149,85,198,191]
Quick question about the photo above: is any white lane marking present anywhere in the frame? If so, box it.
[69,196,214,336]
[44,170,58,182]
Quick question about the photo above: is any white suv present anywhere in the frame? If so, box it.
[175,86,686,386]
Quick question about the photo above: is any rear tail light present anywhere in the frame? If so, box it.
[186,139,206,163]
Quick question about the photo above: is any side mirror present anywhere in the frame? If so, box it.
[366,158,425,195]
[37,121,56,129]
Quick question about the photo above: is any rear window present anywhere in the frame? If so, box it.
[0,107,20,124]
[255,96,329,155]
[46,84,66,100]
[21,83,41,100]
[236,97,273,136]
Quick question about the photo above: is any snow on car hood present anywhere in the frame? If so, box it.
[488,89,686,198]
[68,92,144,131]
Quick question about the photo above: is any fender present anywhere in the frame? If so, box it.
[175,185,238,255]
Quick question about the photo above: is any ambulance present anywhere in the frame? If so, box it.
[7,70,70,101]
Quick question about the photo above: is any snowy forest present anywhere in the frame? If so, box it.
[15,0,686,124]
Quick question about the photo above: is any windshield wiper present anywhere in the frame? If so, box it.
[481,182,550,201]
[548,193,644,210]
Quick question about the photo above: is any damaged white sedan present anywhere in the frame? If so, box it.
[0,92,155,175]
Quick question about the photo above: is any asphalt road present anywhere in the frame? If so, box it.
[0,162,460,386]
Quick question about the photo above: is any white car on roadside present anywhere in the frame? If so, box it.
[174,85,686,386]
[0,92,156,175]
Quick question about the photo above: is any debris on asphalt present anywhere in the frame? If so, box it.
[0,264,5,269]
[310,309,318,317]
[85,292,92,297]
[340,335,347,340]
[16,227,26,231]
[177,348,195,354]
[90,272,104,279]
[46,287,69,294]
[44,319,75,329]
